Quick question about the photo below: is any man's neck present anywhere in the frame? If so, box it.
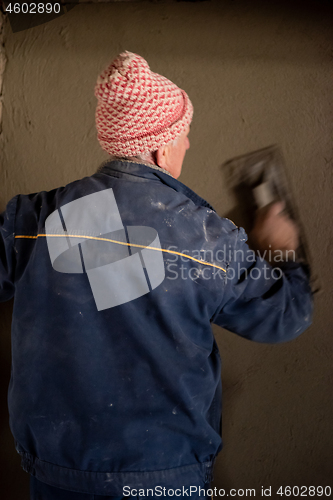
[105,155,173,178]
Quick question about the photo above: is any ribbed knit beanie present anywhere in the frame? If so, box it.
[94,51,193,157]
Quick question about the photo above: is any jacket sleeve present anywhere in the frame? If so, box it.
[0,195,18,302]
[211,224,313,343]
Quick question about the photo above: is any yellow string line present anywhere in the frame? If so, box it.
[14,233,227,273]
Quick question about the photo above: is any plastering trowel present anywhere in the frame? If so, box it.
[223,145,320,294]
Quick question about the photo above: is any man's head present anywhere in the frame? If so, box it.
[94,51,193,178]
[154,125,190,179]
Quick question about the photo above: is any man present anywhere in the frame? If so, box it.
[0,51,312,499]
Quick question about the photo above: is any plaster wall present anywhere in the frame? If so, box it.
[0,1,332,498]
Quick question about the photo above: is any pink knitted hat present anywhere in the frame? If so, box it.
[94,51,193,156]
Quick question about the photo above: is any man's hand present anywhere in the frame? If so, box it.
[250,201,299,260]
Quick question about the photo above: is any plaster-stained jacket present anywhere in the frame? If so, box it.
[0,160,313,495]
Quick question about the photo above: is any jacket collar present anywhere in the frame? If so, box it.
[97,159,216,211]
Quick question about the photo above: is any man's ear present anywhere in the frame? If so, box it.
[156,144,169,169]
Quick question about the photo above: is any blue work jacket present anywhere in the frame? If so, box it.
[0,159,313,495]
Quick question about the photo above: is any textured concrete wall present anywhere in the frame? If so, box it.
[0,10,6,133]
[0,1,332,498]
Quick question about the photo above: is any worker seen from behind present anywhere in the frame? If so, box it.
[0,51,313,500]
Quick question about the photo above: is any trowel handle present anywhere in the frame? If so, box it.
[252,181,277,209]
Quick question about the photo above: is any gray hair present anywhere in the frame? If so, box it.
[111,135,180,166]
